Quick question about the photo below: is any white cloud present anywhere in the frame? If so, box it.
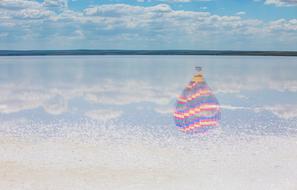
[264,0,297,6]
[0,1,296,49]
[43,0,68,9]
[84,3,172,17]
[236,11,246,15]
[14,8,54,19]
[0,0,56,21]
[0,0,42,10]
[268,19,297,32]
[137,0,211,2]
[160,0,197,2]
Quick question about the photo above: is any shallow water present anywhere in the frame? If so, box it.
[0,56,297,189]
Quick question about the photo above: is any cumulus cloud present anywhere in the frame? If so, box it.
[264,0,297,6]
[236,11,246,15]
[84,3,172,17]
[0,1,296,49]
[268,19,297,32]
[0,0,42,10]
[43,0,68,9]
[0,0,55,22]
[159,0,211,2]
[137,0,211,2]
[14,8,54,19]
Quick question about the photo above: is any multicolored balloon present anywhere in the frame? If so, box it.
[174,67,220,133]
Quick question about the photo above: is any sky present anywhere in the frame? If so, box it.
[0,0,296,50]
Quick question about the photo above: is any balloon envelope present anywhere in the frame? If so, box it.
[174,68,220,133]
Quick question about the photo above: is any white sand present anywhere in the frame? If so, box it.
[1,133,297,190]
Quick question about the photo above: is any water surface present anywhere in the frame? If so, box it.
[0,56,297,189]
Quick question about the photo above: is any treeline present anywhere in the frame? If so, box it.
[0,50,297,56]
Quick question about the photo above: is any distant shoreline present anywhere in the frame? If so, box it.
[0,50,297,56]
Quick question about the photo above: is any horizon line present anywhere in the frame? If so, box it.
[0,49,297,56]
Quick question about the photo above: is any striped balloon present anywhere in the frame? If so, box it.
[174,67,220,133]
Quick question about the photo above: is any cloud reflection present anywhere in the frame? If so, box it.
[85,109,123,122]
[0,56,296,138]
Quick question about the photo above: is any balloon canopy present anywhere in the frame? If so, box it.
[174,67,220,133]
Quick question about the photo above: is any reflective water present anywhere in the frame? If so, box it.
[0,56,297,189]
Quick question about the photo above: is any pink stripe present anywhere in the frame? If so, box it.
[174,103,219,119]
[181,119,219,132]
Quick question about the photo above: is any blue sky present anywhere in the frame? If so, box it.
[0,0,296,50]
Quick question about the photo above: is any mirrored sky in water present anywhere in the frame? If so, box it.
[0,55,296,138]
[1,55,297,190]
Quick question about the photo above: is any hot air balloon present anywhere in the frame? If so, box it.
[174,67,220,133]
